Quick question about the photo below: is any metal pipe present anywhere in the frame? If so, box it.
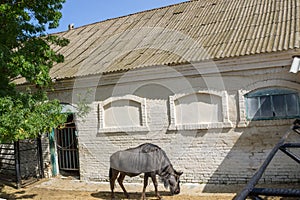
[14,141,21,189]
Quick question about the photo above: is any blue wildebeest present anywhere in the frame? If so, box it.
[109,143,183,200]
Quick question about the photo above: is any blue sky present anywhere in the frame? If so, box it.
[48,0,188,34]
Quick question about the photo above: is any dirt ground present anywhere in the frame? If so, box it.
[0,177,299,200]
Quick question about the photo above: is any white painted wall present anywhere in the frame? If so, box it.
[48,53,300,186]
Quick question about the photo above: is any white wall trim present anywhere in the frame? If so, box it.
[169,90,232,130]
[98,95,148,133]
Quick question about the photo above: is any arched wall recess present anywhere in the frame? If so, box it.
[169,90,232,130]
[98,95,148,133]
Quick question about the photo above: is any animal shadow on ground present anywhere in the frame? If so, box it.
[91,191,172,200]
[0,187,37,199]
[0,181,37,199]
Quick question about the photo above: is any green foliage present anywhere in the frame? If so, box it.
[0,93,66,142]
[0,0,69,143]
[76,89,93,119]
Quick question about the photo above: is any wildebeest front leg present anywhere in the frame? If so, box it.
[141,173,149,200]
[118,173,129,198]
[150,173,161,199]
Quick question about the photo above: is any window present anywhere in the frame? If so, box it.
[245,88,300,120]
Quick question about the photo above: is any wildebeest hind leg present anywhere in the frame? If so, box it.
[141,173,149,200]
[117,173,129,198]
[109,168,119,199]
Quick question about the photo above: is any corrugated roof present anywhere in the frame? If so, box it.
[49,0,300,80]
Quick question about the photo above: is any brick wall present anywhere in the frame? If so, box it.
[48,62,300,185]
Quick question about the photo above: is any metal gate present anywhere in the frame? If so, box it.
[55,126,79,174]
[0,138,44,188]
[0,143,15,183]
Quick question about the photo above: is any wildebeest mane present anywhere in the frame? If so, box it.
[159,164,176,189]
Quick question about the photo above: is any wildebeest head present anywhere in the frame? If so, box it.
[163,170,183,195]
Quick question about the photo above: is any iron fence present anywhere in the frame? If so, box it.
[0,138,44,188]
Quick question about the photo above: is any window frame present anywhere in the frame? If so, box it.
[245,88,300,121]
[238,80,300,127]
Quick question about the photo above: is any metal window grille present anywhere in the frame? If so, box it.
[245,88,300,120]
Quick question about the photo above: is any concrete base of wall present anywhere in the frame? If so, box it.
[34,178,300,198]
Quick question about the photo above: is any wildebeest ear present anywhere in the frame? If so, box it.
[175,170,183,176]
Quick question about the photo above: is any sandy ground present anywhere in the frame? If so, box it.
[0,177,299,200]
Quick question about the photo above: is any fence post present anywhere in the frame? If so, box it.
[14,141,21,189]
[37,136,44,179]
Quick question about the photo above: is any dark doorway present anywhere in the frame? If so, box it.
[55,114,79,177]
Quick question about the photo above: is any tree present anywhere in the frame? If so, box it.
[0,0,69,142]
